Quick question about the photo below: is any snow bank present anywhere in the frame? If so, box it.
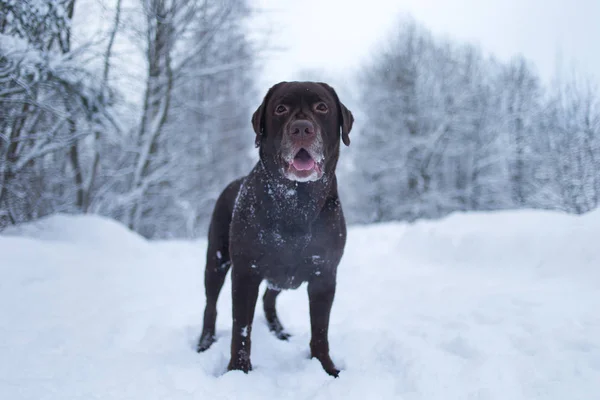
[1,209,598,399]
[1,213,148,249]
[363,208,600,278]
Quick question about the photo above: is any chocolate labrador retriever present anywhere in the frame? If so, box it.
[196,81,353,377]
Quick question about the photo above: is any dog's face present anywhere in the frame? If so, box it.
[252,82,353,182]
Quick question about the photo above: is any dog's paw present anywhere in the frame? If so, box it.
[321,359,340,378]
[196,333,216,352]
[227,358,253,373]
[313,354,340,378]
[275,330,292,341]
[267,317,291,341]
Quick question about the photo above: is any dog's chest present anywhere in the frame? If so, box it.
[231,175,340,289]
[255,227,325,289]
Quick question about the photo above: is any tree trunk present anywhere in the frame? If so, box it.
[128,0,175,231]
[82,0,122,213]
[68,120,84,209]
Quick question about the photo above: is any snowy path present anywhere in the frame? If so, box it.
[1,212,599,399]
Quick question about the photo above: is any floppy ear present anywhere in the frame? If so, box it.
[339,101,354,147]
[252,83,284,148]
[251,100,265,148]
[319,83,354,146]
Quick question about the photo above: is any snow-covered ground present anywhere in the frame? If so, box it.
[1,210,599,399]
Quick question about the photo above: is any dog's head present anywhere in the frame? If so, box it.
[252,81,354,182]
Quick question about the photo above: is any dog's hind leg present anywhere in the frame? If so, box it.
[197,240,231,352]
[197,180,242,352]
[263,288,291,340]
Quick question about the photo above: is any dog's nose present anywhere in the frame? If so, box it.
[289,120,315,137]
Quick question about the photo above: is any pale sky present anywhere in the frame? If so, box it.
[253,0,600,88]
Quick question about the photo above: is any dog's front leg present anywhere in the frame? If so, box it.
[227,263,261,373]
[308,277,339,377]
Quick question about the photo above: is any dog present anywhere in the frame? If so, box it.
[196,81,353,377]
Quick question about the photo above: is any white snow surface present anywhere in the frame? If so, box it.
[1,211,599,399]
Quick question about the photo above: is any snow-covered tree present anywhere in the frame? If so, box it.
[86,0,257,238]
[0,0,111,227]
[350,17,600,224]
[545,74,600,213]
[1,0,258,237]
[353,20,510,222]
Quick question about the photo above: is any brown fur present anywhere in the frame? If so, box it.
[197,82,354,377]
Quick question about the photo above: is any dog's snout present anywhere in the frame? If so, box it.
[289,120,315,137]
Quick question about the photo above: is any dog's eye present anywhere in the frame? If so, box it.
[315,102,328,113]
[275,105,288,115]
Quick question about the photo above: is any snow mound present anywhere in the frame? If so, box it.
[1,209,599,400]
[365,208,600,278]
[1,213,148,249]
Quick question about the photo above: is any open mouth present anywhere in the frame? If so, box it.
[292,148,315,171]
[284,148,323,182]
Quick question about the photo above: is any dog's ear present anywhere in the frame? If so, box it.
[319,82,354,146]
[252,82,285,148]
[339,101,354,147]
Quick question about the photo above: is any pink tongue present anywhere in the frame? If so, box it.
[292,157,315,171]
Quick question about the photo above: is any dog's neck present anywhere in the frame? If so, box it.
[254,160,338,232]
